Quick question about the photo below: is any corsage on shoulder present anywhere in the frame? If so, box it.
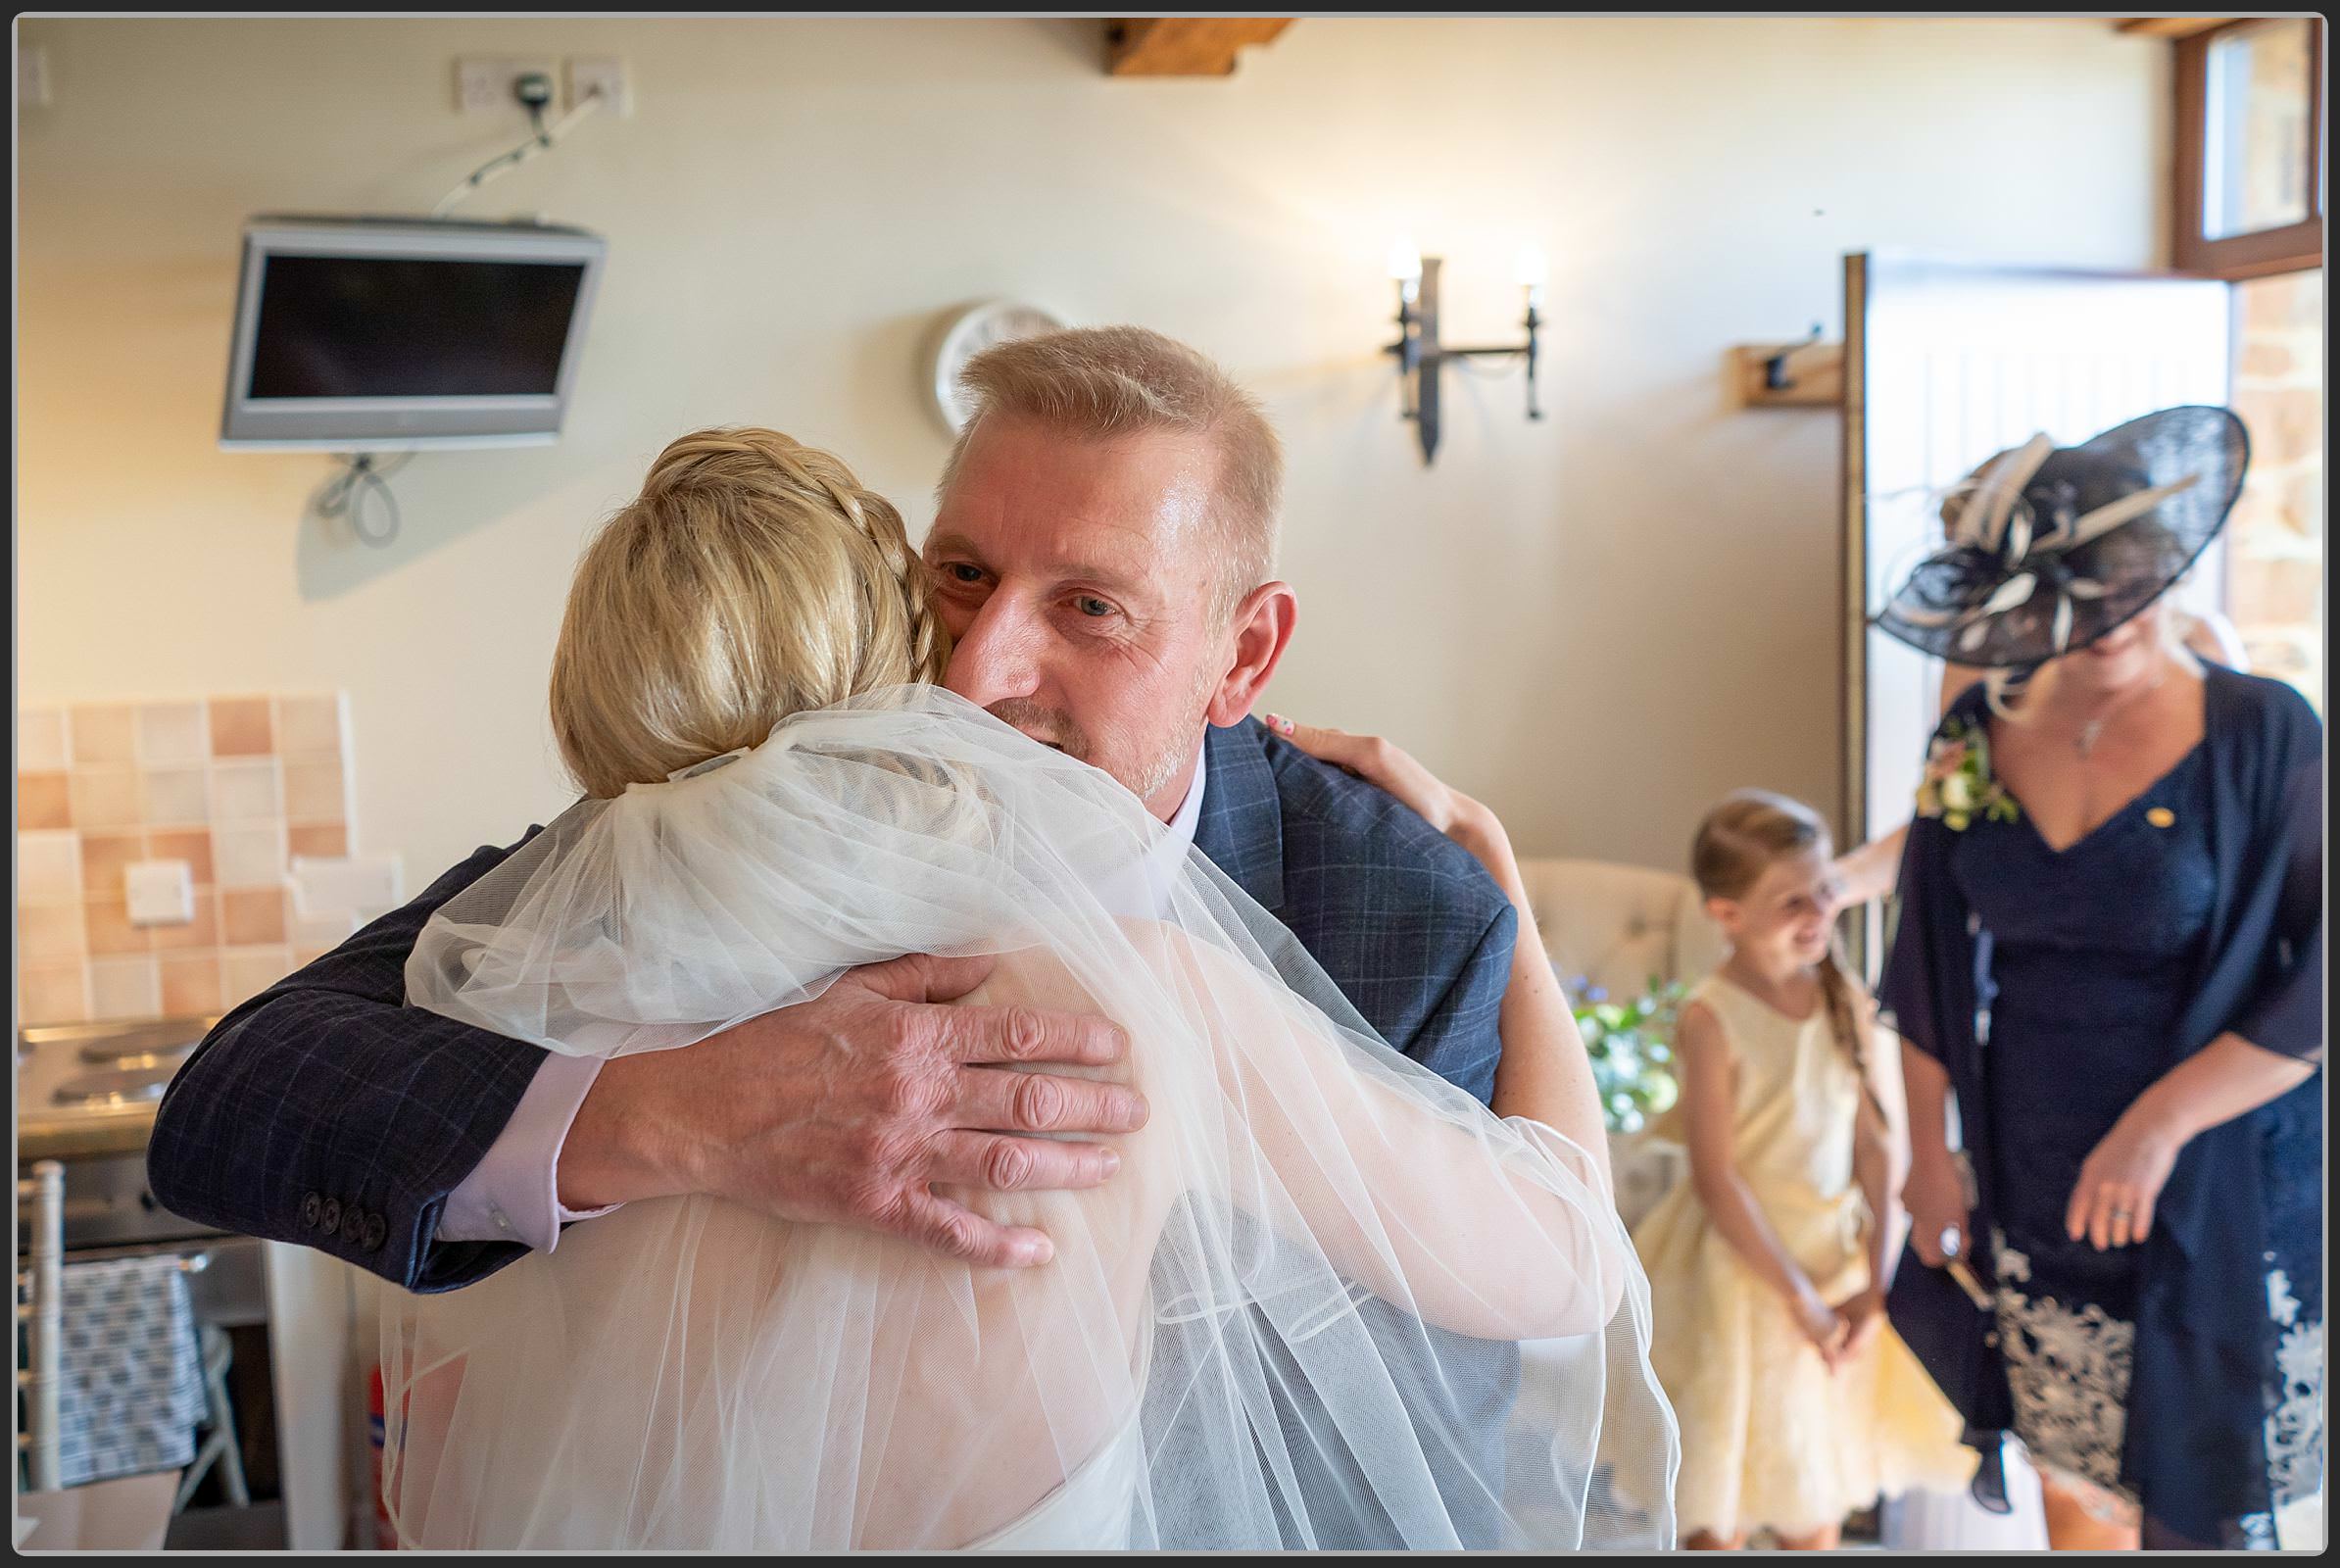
[1915,714,2019,831]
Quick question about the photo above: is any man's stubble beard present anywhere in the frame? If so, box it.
[986,660,1220,808]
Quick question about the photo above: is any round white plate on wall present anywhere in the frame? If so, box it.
[928,300,1065,434]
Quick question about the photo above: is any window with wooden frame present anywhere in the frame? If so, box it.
[2169,17,2324,278]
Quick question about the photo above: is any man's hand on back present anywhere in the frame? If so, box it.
[556,952,1147,1267]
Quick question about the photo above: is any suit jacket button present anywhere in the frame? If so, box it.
[361,1213,388,1252]
[339,1205,366,1244]
[319,1198,342,1236]
[300,1193,323,1229]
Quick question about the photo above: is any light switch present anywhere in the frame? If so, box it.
[289,853,405,924]
[125,859,196,927]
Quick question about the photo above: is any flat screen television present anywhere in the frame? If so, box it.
[219,215,607,450]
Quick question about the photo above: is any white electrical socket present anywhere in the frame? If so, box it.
[564,57,631,118]
[125,859,195,928]
[454,56,560,117]
[289,853,406,924]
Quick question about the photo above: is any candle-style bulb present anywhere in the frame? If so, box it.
[1514,243,1548,288]
[1388,236,1423,284]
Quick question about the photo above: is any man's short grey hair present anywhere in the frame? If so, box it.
[937,325,1284,623]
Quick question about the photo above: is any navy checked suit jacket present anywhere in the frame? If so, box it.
[147,715,1517,1293]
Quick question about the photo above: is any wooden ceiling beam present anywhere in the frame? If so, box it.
[1106,19,1293,77]
[2117,18,2235,39]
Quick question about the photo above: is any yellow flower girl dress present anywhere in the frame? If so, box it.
[1631,973,1974,1540]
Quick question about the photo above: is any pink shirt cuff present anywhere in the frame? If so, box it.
[436,1051,621,1250]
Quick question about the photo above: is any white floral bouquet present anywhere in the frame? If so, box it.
[1916,714,2020,831]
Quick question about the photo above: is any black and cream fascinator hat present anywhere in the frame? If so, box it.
[1874,406,2249,669]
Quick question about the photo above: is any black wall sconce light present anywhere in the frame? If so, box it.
[1385,238,1545,466]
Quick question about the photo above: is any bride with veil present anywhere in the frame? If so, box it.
[379,427,1678,1549]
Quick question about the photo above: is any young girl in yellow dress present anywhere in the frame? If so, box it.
[1633,790,1973,1548]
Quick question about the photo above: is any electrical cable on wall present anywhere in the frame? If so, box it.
[314,452,414,547]
[432,74,608,219]
[271,74,611,548]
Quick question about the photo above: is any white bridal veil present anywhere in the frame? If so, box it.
[386,686,1678,1550]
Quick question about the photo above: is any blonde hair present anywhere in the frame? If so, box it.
[936,325,1283,623]
[550,427,950,799]
[1690,790,1886,1126]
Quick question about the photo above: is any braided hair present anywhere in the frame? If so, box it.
[551,427,951,799]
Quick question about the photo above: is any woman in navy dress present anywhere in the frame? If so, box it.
[1873,409,2323,1550]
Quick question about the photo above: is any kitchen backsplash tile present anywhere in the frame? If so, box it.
[16,830,81,903]
[17,771,72,832]
[67,769,141,832]
[220,948,294,1004]
[135,702,209,767]
[149,892,220,953]
[220,889,286,948]
[274,695,344,756]
[15,904,86,966]
[67,704,137,766]
[144,827,216,886]
[18,710,68,773]
[20,965,91,1025]
[88,956,161,1020]
[83,894,150,957]
[212,758,283,822]
[140,766,211,826]
[214,823,290,890]
[159,955,224,1017]
[281,757,347,824]
[79,829,147,893]
[16,692,360,1026]
[287,823,348,859]
[208,697,272,758]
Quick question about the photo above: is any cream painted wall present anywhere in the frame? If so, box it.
[16,16,2169,883]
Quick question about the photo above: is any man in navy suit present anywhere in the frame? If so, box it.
[151,326,1521,1544]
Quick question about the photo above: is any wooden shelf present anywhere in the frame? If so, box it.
[1731,340,1843,408]
[1106,19,1292,76]
[2117,18,2233,40]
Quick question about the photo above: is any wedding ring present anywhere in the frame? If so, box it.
[2111,1206,2133,1218]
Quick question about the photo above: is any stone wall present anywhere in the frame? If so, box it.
[2229,269,2323,712]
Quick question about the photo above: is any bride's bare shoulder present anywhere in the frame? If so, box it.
[1112,917,1288,996]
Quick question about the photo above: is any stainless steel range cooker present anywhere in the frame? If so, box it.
[19,1016,223,1249]
[15,1013,294,1544]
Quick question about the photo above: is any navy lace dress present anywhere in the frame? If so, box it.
[1881,668,2324,1549]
